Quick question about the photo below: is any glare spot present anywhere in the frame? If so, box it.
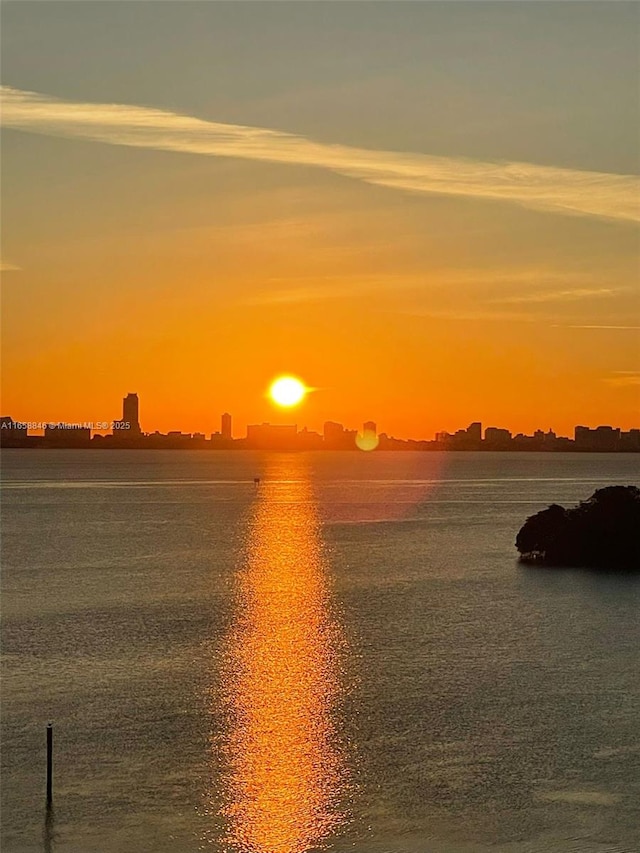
[356,430,379,452]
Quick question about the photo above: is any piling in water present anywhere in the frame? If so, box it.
[46,723,53,807]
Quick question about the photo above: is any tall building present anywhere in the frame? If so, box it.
[221,412,232,440]
[363,421,377,435]
[466,422,482,442]
[122,393,141,434]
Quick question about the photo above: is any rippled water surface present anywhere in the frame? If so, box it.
[2,450,639,853]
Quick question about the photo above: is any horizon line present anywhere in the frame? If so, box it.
[3,415,639,444]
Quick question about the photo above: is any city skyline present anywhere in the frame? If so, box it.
[1,376,639,443]
[2,391,638,452]
[1,2,639,438]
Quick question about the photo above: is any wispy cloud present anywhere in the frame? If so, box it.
[245,273,430,305]
[244,267,601,306]
[2,85,638,224]
[246,283,347,306]
[493,287,622,304]
[1,261,22,272]
[556,324,640,330]
[603,371,640,387]
[404,308,536,323]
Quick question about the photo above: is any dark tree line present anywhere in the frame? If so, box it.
[516,485,640,570]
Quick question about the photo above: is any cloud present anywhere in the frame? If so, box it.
[603,371,640,387]
[241,263,626,315]
[1,261,22,272]
[245,273,430,305]
[493,287,622,304]
[404,308,536,323]
[2,85,638,224]
[245,268,600,306]
[246,284,346,306]
[556,324,640,330]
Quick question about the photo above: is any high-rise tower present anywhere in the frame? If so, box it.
[123,393,141,434]
[221,412,232,440]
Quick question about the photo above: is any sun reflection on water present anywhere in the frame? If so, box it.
[219,460,348,853]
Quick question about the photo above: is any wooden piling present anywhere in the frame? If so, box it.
[46,723,53,807]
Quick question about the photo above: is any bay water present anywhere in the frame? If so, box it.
[2,450,639,853]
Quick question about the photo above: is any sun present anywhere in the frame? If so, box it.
[269,376,307,408]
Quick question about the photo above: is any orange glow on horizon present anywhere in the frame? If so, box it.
[2,195,638,438]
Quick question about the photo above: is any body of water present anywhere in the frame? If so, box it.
[1,450,639,853]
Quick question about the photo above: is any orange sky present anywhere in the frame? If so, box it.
[1,3,639,439]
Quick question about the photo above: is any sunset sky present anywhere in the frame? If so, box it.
[2,1,639,438]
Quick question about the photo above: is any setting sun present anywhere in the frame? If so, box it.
[269,376,307,408]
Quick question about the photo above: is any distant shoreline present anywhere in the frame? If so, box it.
[1,445,638,454]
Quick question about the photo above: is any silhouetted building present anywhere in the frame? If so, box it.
[467,422,482,442]
[246,423,297,450]
[445,422,483,449]
[297,427,323,450]
[1,416,25,433]
[209,430,232,448]
[620,429,640,451]
[575,426,591,448]
[363,421,377,435]
[324,421,344,444]
[122,393,141,434]
[111,392,142,443]
[323,421,356,450]
[44,424,91,447]
[0,417,29,447]
[575,425,620,451]
[378,432,408,450]
[221,412,232,440]
[168,431,194,447]
[484,427,512,448]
